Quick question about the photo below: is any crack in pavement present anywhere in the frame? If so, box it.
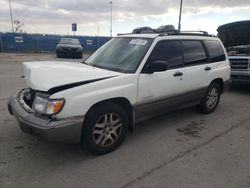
[121,117,250,188]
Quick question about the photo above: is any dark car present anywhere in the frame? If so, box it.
[56,38,83,58]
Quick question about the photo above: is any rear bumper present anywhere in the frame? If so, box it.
[8,94,84,143]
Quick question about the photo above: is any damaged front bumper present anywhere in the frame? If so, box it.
[8,92,84,143]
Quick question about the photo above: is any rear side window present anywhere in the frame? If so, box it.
[182,41,207,66]
[204,40,226,62]
[147,40,183,69]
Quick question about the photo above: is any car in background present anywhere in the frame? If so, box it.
[56,38,83,58]
[132,27,154,34]
[227,46,250,82]
[217,21,250,82]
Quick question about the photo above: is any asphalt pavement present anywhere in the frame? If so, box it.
[0,53,250,188]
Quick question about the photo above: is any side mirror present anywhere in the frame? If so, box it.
[146,60,168,73]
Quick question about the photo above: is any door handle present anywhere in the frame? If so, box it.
[204,66,211,71]
[173,71,183,77]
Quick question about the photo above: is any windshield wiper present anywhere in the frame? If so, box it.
[80,60,89,65]
[80,61,99,68]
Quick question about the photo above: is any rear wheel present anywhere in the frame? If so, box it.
[199,82,221,114]
[82,102,128,155]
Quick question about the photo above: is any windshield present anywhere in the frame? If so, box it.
[59,38,80,45]
[84,37,152,73]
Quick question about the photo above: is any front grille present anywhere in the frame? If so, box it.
[23,88,36,108]
[62,47,77,52]
[230,58,249,70]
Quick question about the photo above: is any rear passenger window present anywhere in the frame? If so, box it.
[182,41,207,66]
[148,40,183,69]
[204,40,226,62]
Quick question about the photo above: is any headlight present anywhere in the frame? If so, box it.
[33,95,48,114]
[76,47,82,51]
[33,95,65,115]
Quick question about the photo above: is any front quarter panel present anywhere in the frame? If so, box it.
[51,74,138,119]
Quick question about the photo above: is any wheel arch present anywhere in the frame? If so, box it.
[84,97,135,132]
[210,78,224,93]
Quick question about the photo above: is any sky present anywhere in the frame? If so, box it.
[0,0,250,36]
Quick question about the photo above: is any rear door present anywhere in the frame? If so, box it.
[181,40,209,95]
[203,40,229,83]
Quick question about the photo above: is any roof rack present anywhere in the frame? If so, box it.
[180,30,209,35]
[158,30,215,37]
[120,25,215,37]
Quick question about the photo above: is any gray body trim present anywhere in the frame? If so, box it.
[134,87,207,123]
[8,94,84,143]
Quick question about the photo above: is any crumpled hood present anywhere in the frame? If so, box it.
[23,61,121,92]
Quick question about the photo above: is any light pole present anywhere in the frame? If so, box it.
[109,1,112,37]
[9,0,14,32]
[178,0,183,32]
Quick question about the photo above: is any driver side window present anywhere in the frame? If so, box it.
[146,40,183,69]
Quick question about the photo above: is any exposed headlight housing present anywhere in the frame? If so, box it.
[33,95,48,114]
[33,95,65,115]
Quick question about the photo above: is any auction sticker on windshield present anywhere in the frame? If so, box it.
[129,39,148,45]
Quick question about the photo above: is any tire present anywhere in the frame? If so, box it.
[199,82,221,114]
[82,102,128,155]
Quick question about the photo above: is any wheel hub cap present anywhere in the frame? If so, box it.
[206,87,219,110]
[92,113,122,147]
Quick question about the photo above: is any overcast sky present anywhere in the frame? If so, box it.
[0,0,250,36]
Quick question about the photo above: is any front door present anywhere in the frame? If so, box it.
[136,40,186,119]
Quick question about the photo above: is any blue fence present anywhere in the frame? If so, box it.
[0,32,111,53]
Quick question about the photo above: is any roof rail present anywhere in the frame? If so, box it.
[119,25,215,37]
[158,30,215,37]
[179,30,209,35]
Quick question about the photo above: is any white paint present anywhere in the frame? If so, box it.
[22,34,230,119]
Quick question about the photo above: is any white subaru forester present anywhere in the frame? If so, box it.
[8,32,230,154]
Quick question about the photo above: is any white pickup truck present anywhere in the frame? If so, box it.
[228,46,250,81]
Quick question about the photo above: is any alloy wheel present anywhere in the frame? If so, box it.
[92,113,123,147]
[206,87,219,110]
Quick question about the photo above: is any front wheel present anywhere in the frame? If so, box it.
[199,82,221,114]
[82,102,128,155]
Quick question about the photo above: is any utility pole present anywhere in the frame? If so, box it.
[109,1,112,37]
[178,0,183,32]
[9,0,14,32]
[97,24,100,48]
